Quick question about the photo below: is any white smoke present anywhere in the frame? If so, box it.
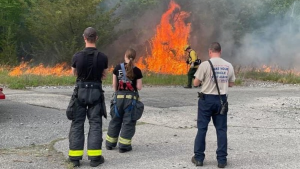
[220,1,300,70]
[235,11,300,70]
[103,0,300,70]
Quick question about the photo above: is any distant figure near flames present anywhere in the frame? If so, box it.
[192,42,235,168]
[67,27,108,167]
[184,45,201,88]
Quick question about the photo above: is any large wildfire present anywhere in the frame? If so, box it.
[136,0,191,75]
[6,0,300,78]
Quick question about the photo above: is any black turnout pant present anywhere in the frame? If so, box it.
[69,83,104,161]
[106,91,137,150]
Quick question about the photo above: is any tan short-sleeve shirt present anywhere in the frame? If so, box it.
[194,57,235,95]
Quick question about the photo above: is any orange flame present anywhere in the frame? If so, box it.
[247,65,300,76]
[9,62,72,76]
[136,0,191,75]
[262,65,271,73]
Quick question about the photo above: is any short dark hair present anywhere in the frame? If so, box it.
[209,42,221,53]
[83,27,97,43]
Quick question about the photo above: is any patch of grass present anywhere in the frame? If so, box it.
[1,68,300,89]
[234,78,243,86]
[142,72,186,86]
[237,71,300,84]
[0,69,113,89]
[0,70,76,89]
[0,70,188,89]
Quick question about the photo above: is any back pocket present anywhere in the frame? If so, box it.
[78,88,101,105]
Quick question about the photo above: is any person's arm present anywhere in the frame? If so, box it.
[102,69,107,80]
[112,74,117,92]
[136,79,142,90]
[71,67,77,76]
[71,54,77,76]
[193,62,206,86]
[228,64,235,87]
[102,55,108,80]
[194,78,201,86]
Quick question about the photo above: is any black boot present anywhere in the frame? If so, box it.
[191,156,203,166]
[106,145,113,150]
[69,160,80,167]
[119,147,132,153]
[218,162,227,168]
[90,156,105,167]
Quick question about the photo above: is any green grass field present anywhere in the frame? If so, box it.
[237,71,300,84]
[1,67,299,89]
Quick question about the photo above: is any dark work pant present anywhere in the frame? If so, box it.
[106,92,137,150]
[187,68,198,87]
[69,96,103,161]
[194,94,228,164]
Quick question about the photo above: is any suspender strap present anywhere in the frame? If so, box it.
[93,51,98,81]
[83,52,88,80]
[208,60,223,105]
[120,63,129,81]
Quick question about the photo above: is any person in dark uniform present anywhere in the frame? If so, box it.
[68,27,108,167]
[184,45,200,88]
[192,42,235,168]
[105,48,143,153]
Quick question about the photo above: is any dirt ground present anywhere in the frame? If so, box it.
[0,80,299,169]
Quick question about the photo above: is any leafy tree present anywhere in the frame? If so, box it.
[0,0,23,65]
[25,0,121,65]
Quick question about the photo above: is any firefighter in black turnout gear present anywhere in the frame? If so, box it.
[106,48,143,153]
[68,27,108,167]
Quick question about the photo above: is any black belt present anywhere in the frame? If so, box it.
[76,82,102,89]
[198,92,226,99]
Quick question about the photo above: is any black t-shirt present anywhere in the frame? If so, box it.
[113,63,143,91]
[72,47,108,82]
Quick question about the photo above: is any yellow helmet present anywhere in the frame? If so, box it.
[184,45,191,51]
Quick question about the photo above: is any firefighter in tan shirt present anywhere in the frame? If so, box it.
[191,42,235,168]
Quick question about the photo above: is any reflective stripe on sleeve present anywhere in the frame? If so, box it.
[87,149,102,156]
[106,135,118,143]
[69,150,84,157]
[119,137,131,145]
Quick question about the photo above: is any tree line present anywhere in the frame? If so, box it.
[0,0,298,66]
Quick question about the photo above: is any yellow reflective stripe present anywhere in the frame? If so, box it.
[117,95,140,100]
[87,149,102,156]
[69,150,84,157]
[106,135,118,143]
[119,137,131,145]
